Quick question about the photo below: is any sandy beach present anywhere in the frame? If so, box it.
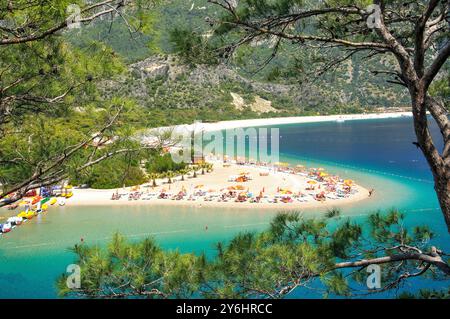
[66,160,370,210]
[201,112,413,131]
[147,111,413,136]
[65,113,403,210]
[2,112,391,214]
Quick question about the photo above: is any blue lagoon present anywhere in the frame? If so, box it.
[1,116,449,298]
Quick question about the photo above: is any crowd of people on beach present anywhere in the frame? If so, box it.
[110,159,363,206]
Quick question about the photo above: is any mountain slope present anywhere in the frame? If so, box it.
[70,0,411,127]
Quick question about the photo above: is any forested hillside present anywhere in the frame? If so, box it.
[67,0,410,127]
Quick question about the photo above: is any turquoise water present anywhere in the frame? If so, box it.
[0,117,448,298]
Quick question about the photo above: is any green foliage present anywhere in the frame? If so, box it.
[322,272,351,297]
[169,27,217,65]
[429,64,450,110]
[0,114,85,186]
[60,210,449,299]
[0,1,162,196]
[325,208,341,219]
[66,20,152,64]
[65,0,411,124]
[58,233,202,298]
[145,153,186,174]
[73,155,146,189]
[399,288,450,299]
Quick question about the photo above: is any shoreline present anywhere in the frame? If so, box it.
[66,188,370,210]
[202,111,413,132]
[149,111,413,134]
[65,161,371,210]
[2,112,390,215]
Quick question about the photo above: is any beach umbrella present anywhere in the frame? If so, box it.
[227,186,236,190]
[317,168,325,171]
[307,180,317,185]
[344,180,353,185]
[195,184,204,189]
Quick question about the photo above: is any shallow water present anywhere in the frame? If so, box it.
[0,117,448,298]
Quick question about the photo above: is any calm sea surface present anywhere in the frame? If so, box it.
[0,117,448,298]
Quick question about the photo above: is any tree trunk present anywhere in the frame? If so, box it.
[410,88,450,232]
[434,174,450,232]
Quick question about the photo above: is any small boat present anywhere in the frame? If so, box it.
[1,223,12,233]
[64,192,73,199]
[49,198,57,205]
[40,197,51,205]
[7,217,23,226]
[31,196,42,205]
[17,211,27,218]
[58,198,66,206]
[25,211,35,219]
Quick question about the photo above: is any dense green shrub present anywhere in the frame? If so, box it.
[145,153,186,174]
[73,156,147,189]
